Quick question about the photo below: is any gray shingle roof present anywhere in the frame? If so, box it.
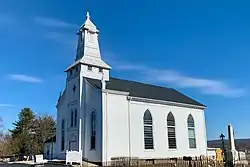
[86,77,206,107]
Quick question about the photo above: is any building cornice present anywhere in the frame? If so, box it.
[65,61,111,72]
[127,96,206,110]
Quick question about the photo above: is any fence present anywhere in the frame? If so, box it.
[101,158,247,167]
[1,155,248,167]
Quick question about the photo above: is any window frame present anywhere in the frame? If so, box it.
[143,109,154,150]
[167,112,177,149]
[70,110,74,127]
[90,111,96,150]
[74,109,77,127]
[61,119,65,151]
[187,114,196,149]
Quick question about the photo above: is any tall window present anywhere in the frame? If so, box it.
[61,120,65,151]
[90,111,96,150]
[167,112,177,149]
[71,110,74,127]
[74,109,77,127]
[187,114,196,149]
[143,110,154,149]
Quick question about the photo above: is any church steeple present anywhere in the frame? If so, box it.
[79,12,99,35]
[65,12,111,81]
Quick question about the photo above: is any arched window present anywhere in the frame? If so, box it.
[71,110,74,127]
[167,112,177,149]
[90,111,96,149]
[187,114,196,148]
[61,119,65,151]
[74,109,77,127]
[143,110,154,149]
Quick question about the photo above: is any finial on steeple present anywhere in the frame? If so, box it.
[86,12,90,20]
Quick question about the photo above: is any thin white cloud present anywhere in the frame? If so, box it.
[115,64,147,71]
[110,60,245,98]
[0,104,14,107]
[34,16,78,29]
[150,70,245,97]
[44,31,77,51]
[9,74,43,83]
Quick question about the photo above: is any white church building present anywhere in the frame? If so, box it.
[54,12,208,164]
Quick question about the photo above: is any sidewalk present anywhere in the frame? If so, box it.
[7,161,34,164]
[7,159,48,165]
[47,159,98,166]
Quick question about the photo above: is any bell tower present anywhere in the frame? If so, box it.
[65,12,111,81]
[62,12,111,153]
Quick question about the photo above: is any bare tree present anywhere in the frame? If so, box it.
[0,117,12,156]
[0,117,4,140]
[0,116,3,130]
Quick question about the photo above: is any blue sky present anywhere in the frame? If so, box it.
[0,0,250,140]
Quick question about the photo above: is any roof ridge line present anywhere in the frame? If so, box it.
[110,77,172,90]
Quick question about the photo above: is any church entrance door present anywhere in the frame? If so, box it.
[69,134,77,151]
[69,141,77,151]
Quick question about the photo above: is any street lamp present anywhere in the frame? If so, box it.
[219,133,227,167]
[220,133,225,152]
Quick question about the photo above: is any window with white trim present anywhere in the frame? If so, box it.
[90,111,96,150]
[61,120,65,151]
[143,109,154,149]
[167,112,177,149]
[71,110,74,127]
[187,114,196,149]
[74,109,77,127]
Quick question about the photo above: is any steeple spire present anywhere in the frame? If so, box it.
[65,12,111,81]
[78,12,99,34]
[86,12,90,20]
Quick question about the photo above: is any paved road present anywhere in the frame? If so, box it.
[0,164,31,167]
[0,164,66,167]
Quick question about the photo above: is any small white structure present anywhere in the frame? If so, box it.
[227,124,239,163]
[206,148,217,160]
[238,151,246,161]
[55,12,208,164]
[34,154,44,166]
[66,150,82,165]
[227,124,248,165]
